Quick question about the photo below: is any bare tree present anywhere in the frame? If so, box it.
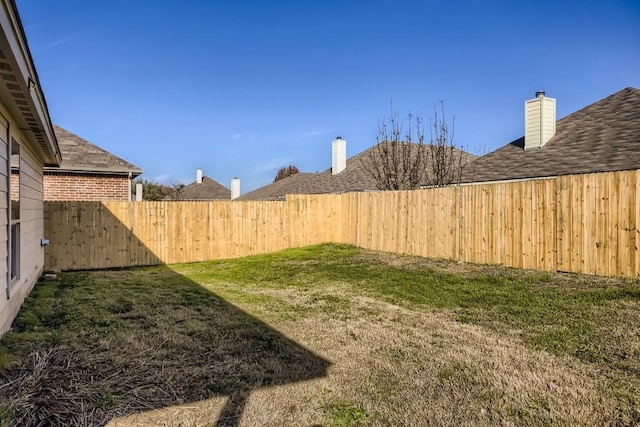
[365,102,467,190]
[274,165,300,182]
[425,102,467,187]
[164,181,186,200]
[364,109,427,190]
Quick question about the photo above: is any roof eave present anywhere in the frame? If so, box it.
[0,0,61,165]
[43,165,144,177]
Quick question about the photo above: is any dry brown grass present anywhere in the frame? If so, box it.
[111,286,623,426]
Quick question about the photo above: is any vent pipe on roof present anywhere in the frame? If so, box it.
[196,168,203,184]
[524,91,556,150]
[231,177,240,200]
[332,136,346,175]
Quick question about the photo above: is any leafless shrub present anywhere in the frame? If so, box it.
[164,181,186,201]
[365,101,468,190]
[364,108,426,190]
[426,102,467,187]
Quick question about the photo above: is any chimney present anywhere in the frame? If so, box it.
[332,136,346,175]
[524,91,556,150]
[196,168,203,184]
[135,183,143,202]
[231,177,240,200]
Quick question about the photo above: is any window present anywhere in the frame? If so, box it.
[9,136,20,285]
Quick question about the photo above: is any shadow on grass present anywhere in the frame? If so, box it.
[0,202,332,425]
[0,266,330,426]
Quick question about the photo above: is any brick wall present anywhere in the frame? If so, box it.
[10,170,18,201]
[43,173,130,201]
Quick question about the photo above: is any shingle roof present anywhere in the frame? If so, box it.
[180,176,231,200]
[45,125,143,176]
[462,87,640,183]
[237,143,476,201]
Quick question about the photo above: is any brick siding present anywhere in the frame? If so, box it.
[10,171,18,201]
[44,173,130,201]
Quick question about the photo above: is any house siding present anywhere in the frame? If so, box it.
[43,173,131,201]
[20,144,45,272]
[0,0,61,336]
[0,118,7,300]
[0,112,46,334]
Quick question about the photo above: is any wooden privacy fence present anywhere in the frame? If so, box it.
[43,194,343,270]
[44,170,640,277]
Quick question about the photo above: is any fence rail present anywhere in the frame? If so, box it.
[44,170,640,277]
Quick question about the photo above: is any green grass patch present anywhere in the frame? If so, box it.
[322,399,369,427]
[0,347,14,370]
[175,243,640,365]
[173,244,640,421]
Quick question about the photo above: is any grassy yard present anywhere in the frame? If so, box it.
[1,243,639,426]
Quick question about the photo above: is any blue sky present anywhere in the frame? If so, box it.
[17,0,640,193]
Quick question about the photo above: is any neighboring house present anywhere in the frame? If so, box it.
[462,87,640,183]
[172,168,233,200]
[237,138,477,201]
[0,0,62,334]
[43,125,143,201]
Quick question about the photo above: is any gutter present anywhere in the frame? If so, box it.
[43,166,144,177]
[0,0,61,165]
